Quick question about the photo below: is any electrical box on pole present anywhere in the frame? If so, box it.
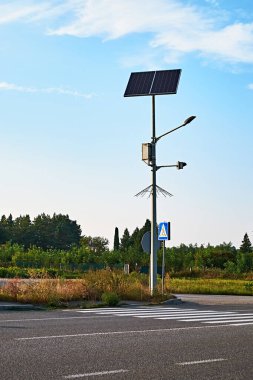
[142,143,152,165]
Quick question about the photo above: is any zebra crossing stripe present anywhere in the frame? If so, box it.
[231,322,253,326]
[154,314,235,320]
[205,318,253,324]
[179,313,253,322]
[102,311,223,317]
[135,312,236,319]
[180,316,253,322]
[77,307,183,313]
[89,309,234,316]
[95,310,190,315]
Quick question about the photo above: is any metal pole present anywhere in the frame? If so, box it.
[162,240,165,295]
[150,95,157,295]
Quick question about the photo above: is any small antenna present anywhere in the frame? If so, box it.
[135,184,173,198]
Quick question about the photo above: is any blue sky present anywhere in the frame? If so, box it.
[0,0,253,248]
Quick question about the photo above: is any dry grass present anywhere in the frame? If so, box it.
[0,270,154,305]
[3,271,250,306]
[0,278,88,304]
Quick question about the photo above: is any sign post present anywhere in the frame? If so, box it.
[158,222,171,294]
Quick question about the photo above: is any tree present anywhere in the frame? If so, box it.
[237,233,253,272]
[113,227,120,251]
[12,215,32,249]
[240,233,252,253]
[32,213,81,250]
[51,213,81,250]
[81,236,109,255]
[0,214,13,243]
[120,228,131,251]
[0,216,8,244]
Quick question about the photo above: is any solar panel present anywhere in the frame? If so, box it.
[124,71,155,97]
[124,69,181,97]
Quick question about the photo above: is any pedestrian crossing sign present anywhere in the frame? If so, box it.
[158,222,170,241]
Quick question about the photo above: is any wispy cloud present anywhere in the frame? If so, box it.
[0,81,93,99]
[248,83,253,90]
[0,2,51,24]
[1,0,253,66]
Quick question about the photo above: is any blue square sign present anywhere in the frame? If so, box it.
[158,222,171,241]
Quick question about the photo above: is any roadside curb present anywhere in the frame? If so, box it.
[161,298,183,305]
[0,296,183,311]
[0,303,44,311]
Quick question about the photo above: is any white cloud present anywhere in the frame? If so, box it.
[151,22,253,64]
[1,0,253,65]
[0,81,93,99]
[0,2,50,24]
[248,83,253,90]
[49,0,211,40]
[0,1,78,24]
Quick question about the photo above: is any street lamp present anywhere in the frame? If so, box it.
[149,114,196,294]
[124,69,196,295]
[155,116,196,143]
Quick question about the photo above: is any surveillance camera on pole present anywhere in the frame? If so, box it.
[177,161,187,170]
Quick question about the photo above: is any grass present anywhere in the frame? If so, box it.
[0,270,156,305]
[169,278,253,296]
[0,271,252,306]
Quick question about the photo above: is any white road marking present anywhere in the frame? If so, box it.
[206,318,253,324]
[100,310,233,316]
[136,312,236,319]
[181,315,253,322]
[63,369,129,378]
[77,307,184,313]
[15,324,234,341]
[231,322,253,326]
[177,358,227,366]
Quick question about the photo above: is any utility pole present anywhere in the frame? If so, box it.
[150,95,157,294]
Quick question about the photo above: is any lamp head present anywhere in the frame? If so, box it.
[183,116,196,126]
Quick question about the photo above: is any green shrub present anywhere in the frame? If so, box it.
[0,266,29,278]
[245,282,253,293]
[101,291,120,306]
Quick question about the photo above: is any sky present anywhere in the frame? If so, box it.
[0,0,253,248]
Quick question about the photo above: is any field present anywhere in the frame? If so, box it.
[170,278,253,296]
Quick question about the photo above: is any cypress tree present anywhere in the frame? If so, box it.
[113,227,120,251]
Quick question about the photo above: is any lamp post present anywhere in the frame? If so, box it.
[150,96,157,294]
[124,68,196,295]
[149,111,196,294]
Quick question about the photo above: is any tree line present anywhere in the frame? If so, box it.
[0,214,252,275]
[0,213,81,250]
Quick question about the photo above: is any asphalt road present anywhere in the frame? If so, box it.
[0,300,253,380]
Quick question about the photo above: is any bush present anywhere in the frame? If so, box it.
[0,266,29,278]
[101,292,120,306]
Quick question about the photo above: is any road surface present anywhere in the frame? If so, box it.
[0,298,253,379]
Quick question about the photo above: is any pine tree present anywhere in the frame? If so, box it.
[240,233,252,253]
[113,227,120,251]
